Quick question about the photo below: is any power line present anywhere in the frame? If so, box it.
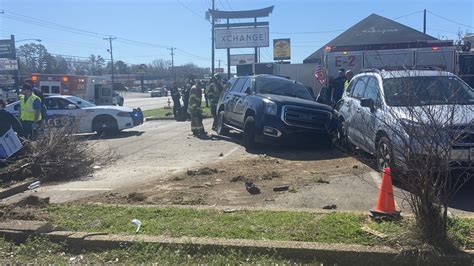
[427,11,474,29]
[1,9,208,64]
[175,0,209,22]
[392,10,424,20]
[224,0,233,10]
[270,29,345,35]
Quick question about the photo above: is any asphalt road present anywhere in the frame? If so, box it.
[6,119,246,203]
[121,92,172,111]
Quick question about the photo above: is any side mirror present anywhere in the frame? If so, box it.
[360,98,375,111]
[66,104,77,109]
[244,87,252,95]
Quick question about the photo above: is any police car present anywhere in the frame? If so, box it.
[6,95,143,135]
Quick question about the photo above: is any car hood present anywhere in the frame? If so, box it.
[260,94,333,111]
[85,106,135,112]
[390,104,474,126]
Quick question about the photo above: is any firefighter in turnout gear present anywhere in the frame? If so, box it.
[208,73,224,131]
[188,80,206,137]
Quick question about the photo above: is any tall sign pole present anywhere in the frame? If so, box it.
[254,17,258,64]
[227,18,231,80]
[211,0,215,77]
[423,9,426,34]
[11,35,19,96]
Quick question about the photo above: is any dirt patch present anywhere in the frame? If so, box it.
[77,149,367,208]
[186,167,219,176]
[16,195,50,208]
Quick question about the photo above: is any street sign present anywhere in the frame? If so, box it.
[215,27,269,49]
[0,58,18,71]
[230,54,255,66]
[273,39,291,61]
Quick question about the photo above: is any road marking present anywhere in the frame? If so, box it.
[220,146,241,159]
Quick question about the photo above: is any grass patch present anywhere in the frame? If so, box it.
[46,205,378,245]
[0,236,304,264]
[143,106,212,119]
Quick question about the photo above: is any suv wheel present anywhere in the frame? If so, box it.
[336,119,352,150]
[376,136,395,172]
[243,116,256,150]
[216,111,229,136]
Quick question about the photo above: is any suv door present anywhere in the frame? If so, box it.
[227,77,248,125]
[358,76,383,153]
[346,76,368,147]
[232,78,253,127]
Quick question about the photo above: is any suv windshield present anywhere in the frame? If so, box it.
[255,77,313,100]
[383,76,474,106]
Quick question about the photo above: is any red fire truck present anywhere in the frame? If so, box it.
[29,74,113,105]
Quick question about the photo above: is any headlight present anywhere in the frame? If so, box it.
[263,99,278,116]
[117,112,131,117]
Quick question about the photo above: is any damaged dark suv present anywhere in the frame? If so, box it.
[216,74,336,149]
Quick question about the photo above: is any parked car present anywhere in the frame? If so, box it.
[0,87,18,104]
[113,91,124,106]
[335,69,474,172]
[151,87,167,97]
[216,74,336,149]
[6,95,143,135]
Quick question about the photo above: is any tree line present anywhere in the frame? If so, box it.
[17,43,210,80]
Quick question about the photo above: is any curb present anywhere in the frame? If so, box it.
[0,179,39,200]
[0,227,470,265]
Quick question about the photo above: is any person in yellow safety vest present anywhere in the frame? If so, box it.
[188,80,206,137]
[208,73,224,131]
[344,70,354,94]
[19,83,42,139]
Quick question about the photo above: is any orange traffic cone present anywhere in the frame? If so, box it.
[370,168,401,220]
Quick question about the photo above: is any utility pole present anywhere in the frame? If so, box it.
[217,59,222,71]
[168,47,176,83]
[211,0,215,77]
[104,36,116,89]
[423,9,426,34]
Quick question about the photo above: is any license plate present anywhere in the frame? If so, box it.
[451,149,469,161]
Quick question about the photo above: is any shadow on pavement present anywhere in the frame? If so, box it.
[76,131,145,141]
[208,130,346,161]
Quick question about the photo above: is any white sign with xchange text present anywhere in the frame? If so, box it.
[215,27,269,49]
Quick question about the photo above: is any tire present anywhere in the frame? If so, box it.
[216,110,229,136]
[243,116,256,150]
[376,136,395,173]
[336,119,352,150]
[93,115,118,136]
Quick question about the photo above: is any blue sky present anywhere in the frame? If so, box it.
[1,0,472,68]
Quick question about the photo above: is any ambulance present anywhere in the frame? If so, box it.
[29,74,114,106]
